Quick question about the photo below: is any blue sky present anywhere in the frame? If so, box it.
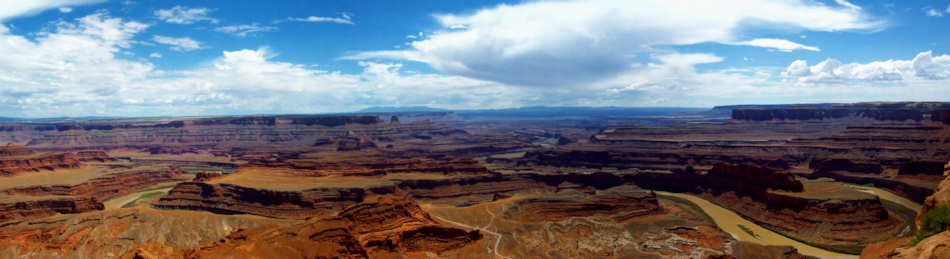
[1,0,950,117]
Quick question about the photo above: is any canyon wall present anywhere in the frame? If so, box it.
[730,102,950,122]
[0,146,112,176]
[3,168,184,201]
[136,195,482,258]
[153,182,394,219]
[0,197,103,226]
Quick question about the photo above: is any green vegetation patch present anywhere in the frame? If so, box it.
[121,191,166,208]
[908,205,950,246]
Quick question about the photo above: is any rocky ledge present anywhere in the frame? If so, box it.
[503,185,661,222]
[0,147,112,176]
[632,163,905,253]
[153,182,397,219]
[0,196,103,225]
[133,195,481,258]
[861,162,950,258]
[3,167,184,201]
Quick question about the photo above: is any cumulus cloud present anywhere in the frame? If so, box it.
[286,13,353,24]
[214,23,277,37]
[2,4,944,117]
[0,0,104,21]
[152,35,203,51]
[0,13,522,116]
[347,0,880,87]
[154,6,218,24]
[782,51,950,84]
[58,7,72,13]
[0,13,153,115]
[733,38,820,52]
[149,52,161,58]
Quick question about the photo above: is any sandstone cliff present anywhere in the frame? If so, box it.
[3,168,184,201]
[132,196,482,258]
[503,185,661,222]
[153,182,395,219]
[917,162,950,225]
[860,161,950,259]
[0,148,113,175]
[0,196,103,225]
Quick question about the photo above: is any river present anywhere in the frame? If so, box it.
[103,187,174,209]
[656,191,858,259]
[656,182,924,259]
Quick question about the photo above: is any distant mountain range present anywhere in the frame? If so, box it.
[356,106,449,113]
[358,106,709,118]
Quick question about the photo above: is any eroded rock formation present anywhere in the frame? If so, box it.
[730,102,950,122]
[0,196,103,225]
[503,185,661,222]
[917,162,950,228]
[138,196,482,258]
[193,171,224,182]
[153,182,394,219]
[862,162,950,258]
[0,146,113,175]
[3,168,184,201]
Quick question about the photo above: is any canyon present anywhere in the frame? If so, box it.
[0,103,946,258]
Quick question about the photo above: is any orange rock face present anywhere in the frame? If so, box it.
[3,168,184,201]
[0,146,113,176]
[131,196,482,258]
[503,185,661,222]
[0,196,103,225]
[0,143,34,156]
[917,162,950,227]
[193,171,223,182]
[153,182,391,219]
[861,163,950,258]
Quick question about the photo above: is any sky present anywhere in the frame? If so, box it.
[1,0,950,117]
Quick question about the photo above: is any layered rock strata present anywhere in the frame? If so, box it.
[3,168,184,201]
[0,148,112,175]
[0,196,103,225]
[153,182,395,219]
[138,196,482,258]
[503,185,661,222]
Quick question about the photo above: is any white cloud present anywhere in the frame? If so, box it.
[152,35,202,51]
[214,23,277,37]
[0,13,154,116]
[926,8,944,17]
[149,52,161,58]
[0,13,523,116]
[733,38,820,52]
[782,51,950,84]
[1,7,945,117]
[58,7,72,13]
[154,6,218,24]
[834,0,861,10]
[0,0,103,21]
[347,0,881,87]
[286,13,353,24]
